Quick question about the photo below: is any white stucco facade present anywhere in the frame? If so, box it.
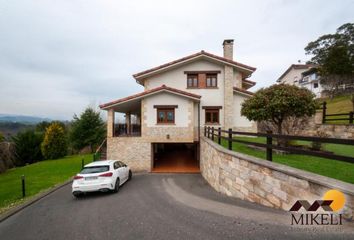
[144,93,191,128]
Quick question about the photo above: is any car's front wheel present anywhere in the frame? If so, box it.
[113,178,120,193]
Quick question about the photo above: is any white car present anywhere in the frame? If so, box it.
[72,160,132,197]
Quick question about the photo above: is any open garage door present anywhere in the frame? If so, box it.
[152,143,199,173]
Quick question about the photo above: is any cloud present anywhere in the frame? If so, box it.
[0,0,353,119]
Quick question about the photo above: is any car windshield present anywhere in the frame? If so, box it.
[80,166,110,174]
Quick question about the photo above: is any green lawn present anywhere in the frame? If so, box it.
[217,136,354,184]
[324,95,353,114]
[320,94,354,124]
[0,154,93,213]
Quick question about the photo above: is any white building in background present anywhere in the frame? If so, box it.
[277,64,322,98]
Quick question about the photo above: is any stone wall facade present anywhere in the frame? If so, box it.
[298,123,354,139]
[107,137,151,172]
[200,136,354,220]
[223,65,234,130]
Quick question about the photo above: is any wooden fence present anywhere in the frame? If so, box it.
[204,126,354,164]
[322,101,354,124]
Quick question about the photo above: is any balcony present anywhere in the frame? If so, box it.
[114,123,141,137]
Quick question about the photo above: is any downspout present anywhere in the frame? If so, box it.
[198,102,200,142]
[198,102,201,163]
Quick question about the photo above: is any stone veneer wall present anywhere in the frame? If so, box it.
[107,137,151,172]
[298,123,354,139]
[223,65,234,130]
[200,136,354,220]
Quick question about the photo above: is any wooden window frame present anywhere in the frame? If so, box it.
[187,74,199,88]
[205,108,220,124]
[156,108,175,124]
[206,73,218,88]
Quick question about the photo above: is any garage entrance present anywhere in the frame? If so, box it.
[152,143,199,173]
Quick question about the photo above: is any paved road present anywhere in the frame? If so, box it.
[0,174,353,240]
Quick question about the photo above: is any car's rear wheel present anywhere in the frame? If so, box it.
[73,191,82,198]
[128,170,132,181]
[113,178,120,193]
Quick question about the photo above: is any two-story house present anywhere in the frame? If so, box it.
[277,64,322,97]
[99,40,257,173]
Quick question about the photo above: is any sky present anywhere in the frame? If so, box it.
[0,0,353,120]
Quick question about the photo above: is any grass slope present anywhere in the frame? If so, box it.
[324,95,353,114]
[0,154,93,212]
[218,137,354,184]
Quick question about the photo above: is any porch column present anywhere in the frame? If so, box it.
[107,109,115,137]
[126,112,131,135]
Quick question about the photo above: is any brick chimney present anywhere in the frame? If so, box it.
[223,39,234,130]
[223,39,234,60]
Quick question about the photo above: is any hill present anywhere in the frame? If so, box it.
[0,114,51,124]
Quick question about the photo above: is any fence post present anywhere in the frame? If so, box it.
[211,127,214,141]
[204,126,207,136]
[266,131,273,161]
[322,101,327,124]
[21,175,25,198]
[93,154,96,162]
[349,111,354,124]
[218,127,221,145]
[207,126,210,138]
[228,128,232,150]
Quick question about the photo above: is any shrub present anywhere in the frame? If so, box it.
[12,129,44,165]
[242,84,317,146]
[41,123,67,159]
[312,131,330,151]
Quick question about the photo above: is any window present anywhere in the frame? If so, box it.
[313,82,318,88]
[206,74,217,87]
[205,109,219,124]
[80,166,110,174]
[157,108,175,124]
[114,161,120,169]
[118,161,126,167]
[187,74,198,88]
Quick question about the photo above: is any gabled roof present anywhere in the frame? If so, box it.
[133,50,256,83]
[277,64,316,82]
[233,87,254,96]
[100,85,201,110]
[242,79,256,90]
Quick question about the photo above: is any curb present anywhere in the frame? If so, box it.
[0,179,72,223]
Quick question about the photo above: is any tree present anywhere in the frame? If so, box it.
[305,23,354,96]
[41,123,67,159]
[241,84,317,141]
[0,132,4,142]
[12,129,44,165]
[70,107,105,153]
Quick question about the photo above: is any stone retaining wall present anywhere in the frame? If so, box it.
[200,136,354,220]
[296,109,354,139]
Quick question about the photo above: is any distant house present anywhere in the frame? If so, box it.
[277,64,322,97]
[99,39,257,172]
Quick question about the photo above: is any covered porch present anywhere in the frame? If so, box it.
[105,99,142,138]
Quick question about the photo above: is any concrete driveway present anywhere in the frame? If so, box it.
[0,174,353,240]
